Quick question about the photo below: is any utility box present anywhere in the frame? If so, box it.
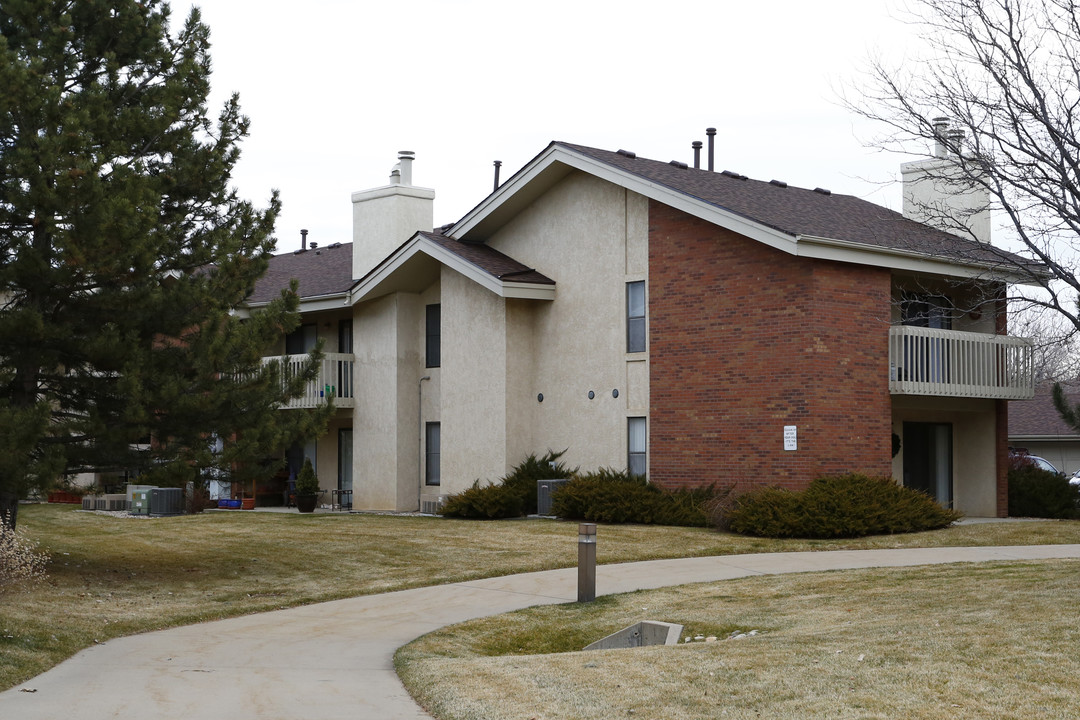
[149,487,183,517]
[126,484,155,506]
[536,479,569,516]
[130,489,152,516]
[82,496,98,511]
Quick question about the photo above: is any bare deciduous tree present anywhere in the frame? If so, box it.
[846,0,1080,323]
[845,0,1080,427]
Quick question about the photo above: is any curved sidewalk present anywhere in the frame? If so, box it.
[3,544,1079,719]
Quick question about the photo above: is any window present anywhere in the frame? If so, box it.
[626,281,646,352]
[285,323,317,355]
[901,293,953,330]
[628,417,646,477]
[426,304,441,368]
[425,422,440,485]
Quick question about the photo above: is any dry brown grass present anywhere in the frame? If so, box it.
[4,503,1080,694]
[398,559,1080,719]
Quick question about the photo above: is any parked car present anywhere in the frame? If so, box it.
[1009,449,1062,475]
[1070,469,1080,488]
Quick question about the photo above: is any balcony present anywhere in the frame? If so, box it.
[888,326,1034,400]
[263,352,355,409]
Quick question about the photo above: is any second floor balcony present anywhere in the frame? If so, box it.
[263,352,355,409]
[888,326,1034,400]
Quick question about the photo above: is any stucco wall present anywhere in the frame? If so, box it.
[353,293,425,510]
[891,395,999,516]
[890,275,1004,334]
[483,172,650,476]
[439,268,507,492]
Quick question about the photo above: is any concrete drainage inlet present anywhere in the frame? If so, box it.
[583,621,684,651]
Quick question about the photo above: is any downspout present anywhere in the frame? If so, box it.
[418,375,431,511]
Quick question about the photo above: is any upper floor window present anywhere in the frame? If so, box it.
[626,281,646,352]
[426,304,441,368]
[901,293,953,330]
[286,324,316,355]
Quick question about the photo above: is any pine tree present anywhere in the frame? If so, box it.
[0,0,329,527]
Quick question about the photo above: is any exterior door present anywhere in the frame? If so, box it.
[338,427,353,509]
[903,422,953,507]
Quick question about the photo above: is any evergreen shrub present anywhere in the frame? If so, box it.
[550,469,719,527]
[723,474,961,538]
[295,458,320,495]
[1008,464,1080,519]
[440,450,572,519]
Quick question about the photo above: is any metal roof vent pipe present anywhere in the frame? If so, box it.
[398,150,415,186]
[946,128,965,157]
[300,228,308,250]
[692,141,702,169]
[493,160,502,191]
[933,117,949,158]
[706,127,716,171]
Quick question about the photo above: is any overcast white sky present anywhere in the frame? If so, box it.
[180,0,924,253]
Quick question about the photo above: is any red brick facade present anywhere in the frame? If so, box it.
[647,201,894,491]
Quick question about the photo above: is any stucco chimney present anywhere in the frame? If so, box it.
[351,152,435,280]
[901,121,990,244]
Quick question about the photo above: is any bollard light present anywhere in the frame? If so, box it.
[578,522,597,603]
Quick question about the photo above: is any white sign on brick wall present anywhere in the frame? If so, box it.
[783,425,797,451]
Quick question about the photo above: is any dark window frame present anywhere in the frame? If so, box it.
[425,422,441,486]
[426,304,441,368]
[285,323,317,355]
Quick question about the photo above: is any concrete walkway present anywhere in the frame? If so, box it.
[3,544,1080,719]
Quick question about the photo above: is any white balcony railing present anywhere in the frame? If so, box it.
[888,326,1034,400]
[262,352,355,409]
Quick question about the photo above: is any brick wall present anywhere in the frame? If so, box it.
[648,201,894,491]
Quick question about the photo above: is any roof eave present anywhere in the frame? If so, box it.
[243,291,351,314]
[350,234,555,304]
[450,143,801,255]
[796,234,1046,284]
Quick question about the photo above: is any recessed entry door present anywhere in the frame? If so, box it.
[903,422,953,507]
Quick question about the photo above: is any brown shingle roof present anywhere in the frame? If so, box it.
[419,232,555,285]
[557,142,1030,268]
[1009,383,1080,438]
[248,242,354,304]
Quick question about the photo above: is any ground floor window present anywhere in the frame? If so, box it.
[628,416,646,477]
[425,422,441,486]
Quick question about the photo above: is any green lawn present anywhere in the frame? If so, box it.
[3,503,1079,692]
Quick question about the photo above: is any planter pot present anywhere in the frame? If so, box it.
[241,497,256,510]
[295,494,317,513]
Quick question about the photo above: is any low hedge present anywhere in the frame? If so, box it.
[722,474,962,538]
[439,450,572,519]
[550,469,719,527]
[1008,465,1080,519]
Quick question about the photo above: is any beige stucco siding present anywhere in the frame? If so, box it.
[484,172,649,475]
[891,396,998,516]
[353,293,425,510]
[440,268,508,492]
